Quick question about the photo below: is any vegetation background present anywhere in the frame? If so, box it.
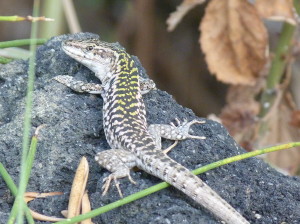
[0,0,221,115]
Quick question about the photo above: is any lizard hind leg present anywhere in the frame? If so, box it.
[148,118,206,153]
[95,149,137,197]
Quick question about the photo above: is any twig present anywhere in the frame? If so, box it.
[0,15,53,22]
[62,0,82,33]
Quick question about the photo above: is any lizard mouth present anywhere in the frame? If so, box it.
[62,43,83,59]
[62,43,97,68]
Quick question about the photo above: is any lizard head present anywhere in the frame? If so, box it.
[62,39,124,83]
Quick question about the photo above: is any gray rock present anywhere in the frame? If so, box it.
[0,33,300,224]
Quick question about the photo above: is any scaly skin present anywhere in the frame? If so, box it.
[58,39,249,224]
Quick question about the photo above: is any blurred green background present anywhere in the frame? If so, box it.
[0,0,226,117]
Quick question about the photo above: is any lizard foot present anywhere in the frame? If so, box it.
[95,149,137,197]
[163,140,178,154]
[102,172,136,198]
[170,118,206,140]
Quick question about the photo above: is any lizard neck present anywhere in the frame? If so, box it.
[102,52,139,95]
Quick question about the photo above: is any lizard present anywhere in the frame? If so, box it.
[54,38,249,224]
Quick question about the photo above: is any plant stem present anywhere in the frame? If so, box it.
[0,39,47,48]
[7,1,40,223]
[0,56,13,64]
[0,163,34,224]
[259,23,295,118]
[193,142,300,174]
[5,130,41,223]
[0,16,25,21]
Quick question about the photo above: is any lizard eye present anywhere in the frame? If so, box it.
[86,46,94,51]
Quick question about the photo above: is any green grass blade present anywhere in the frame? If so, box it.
[7,0,40,223]
[193,142,300,175]
[0,16,25,21]
[0,39,47,48]
[0,163,34,224]
[0,56,13,64]
[24,129,39,184]
[5,129,40,224]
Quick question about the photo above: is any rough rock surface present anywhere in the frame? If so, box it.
[0,33,300,224]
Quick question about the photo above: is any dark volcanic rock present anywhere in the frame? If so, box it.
[0,33,299,224]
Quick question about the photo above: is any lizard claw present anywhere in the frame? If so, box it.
[102,174,124,198]
[163,140,179,154]
[169,118,178,127]
[127,173,137,185]
[184,120,206,140]
[101,172,137,198]
[176,119,206,140]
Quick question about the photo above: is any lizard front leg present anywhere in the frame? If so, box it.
[53,75,156,95]
[139,77,156,94]
[53,75,103,94]
[95,149,137,197]
[148,119,206,154]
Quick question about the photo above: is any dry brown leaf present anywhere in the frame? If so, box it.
[200,0,268,85]
[219,84,262,149]
[256,93,300,175]
[67,157,89,220]
[24,192,64,222]
[61,192,93,224]
[24,191,63,201]
[255,0,296,25]
[167,0,206,31]
[256,66,300,175]
[61,210,68,218]
[29,210,64,222]
[81,191,93,224]
[290,110,300,127]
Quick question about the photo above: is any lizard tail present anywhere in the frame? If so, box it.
[137,150,249,224]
